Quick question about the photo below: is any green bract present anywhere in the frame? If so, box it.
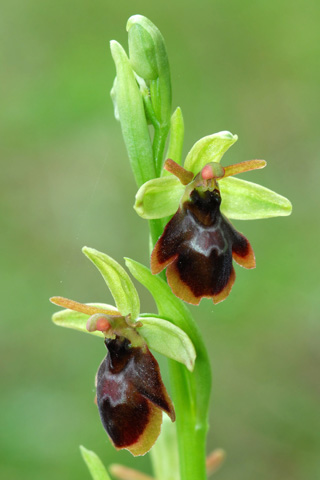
[110,40,155,186]
[150,415,180,480]
[134,131,292,220]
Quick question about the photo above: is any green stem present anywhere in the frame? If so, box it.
[148,219,211,480]
[112,17,211,480]
[149,219,161,247]
[153,124,170,176]
[169,361,208,480]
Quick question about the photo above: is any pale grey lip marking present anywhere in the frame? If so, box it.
[184,214,228,257]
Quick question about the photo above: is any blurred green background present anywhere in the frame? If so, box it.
[1,0,319,479]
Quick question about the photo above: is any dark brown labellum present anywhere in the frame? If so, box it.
[151,188,255,304]
[96,337,175,456]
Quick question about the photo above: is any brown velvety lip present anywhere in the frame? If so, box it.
[96,337,175,456]
[151,189,255,305]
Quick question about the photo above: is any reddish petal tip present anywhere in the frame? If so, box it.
[151,240,178,275]
[150,247,165,274]
[232,239,256,269]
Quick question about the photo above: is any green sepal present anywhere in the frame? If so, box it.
[52,304,110,337]
[134,176,184,219]
[184,131,238,175]
[110,40,155,186]
[80,446,111,480]
[139,315,196,371]
[82,247,140,320]
[219,176,292,219]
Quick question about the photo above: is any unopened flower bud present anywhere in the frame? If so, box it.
[127,22,158,80]
[127,15,171,127]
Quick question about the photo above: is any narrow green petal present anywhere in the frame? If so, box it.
[219,176,292,220]
[52,304,115,337]
[138,315,196,371]
[82,247,140,320]
[134,176,184,219]
[80,446,111,480]
[184,131,238,174]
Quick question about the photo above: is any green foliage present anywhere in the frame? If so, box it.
[110,40,155,186]
[150,415,180,480]
[80,446,111,480]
